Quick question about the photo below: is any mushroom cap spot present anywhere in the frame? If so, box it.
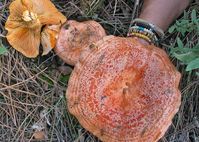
[66,36,181,142]
[55,20,106,66]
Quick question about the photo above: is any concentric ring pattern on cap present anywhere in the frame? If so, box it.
[67,36,181,142]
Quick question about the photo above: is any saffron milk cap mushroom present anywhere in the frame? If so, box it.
[5,0,66,57]
[55,20,106,66]
[67,36,181,142]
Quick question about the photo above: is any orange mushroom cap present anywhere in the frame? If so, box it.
[55,20,106,66]
[5,0,66,58]
[67,36,181,142]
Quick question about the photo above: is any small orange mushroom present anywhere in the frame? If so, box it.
[55,20,106,66]
[5,0,66,57]
[67,36,181,142]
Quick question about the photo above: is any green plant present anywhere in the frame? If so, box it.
[0,41,8,55]
[169,9,199,72]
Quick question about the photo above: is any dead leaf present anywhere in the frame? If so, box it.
[33,130,46,140]
[58,66,73,75]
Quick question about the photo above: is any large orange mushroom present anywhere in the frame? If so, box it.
[5,0,66,57]
[55,20,106,66]
[67,36,181,142]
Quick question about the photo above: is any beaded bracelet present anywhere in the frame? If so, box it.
[128,18,165,45]
[129,32,152,43]
[128,25,159,44]
[132,18,165,39]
